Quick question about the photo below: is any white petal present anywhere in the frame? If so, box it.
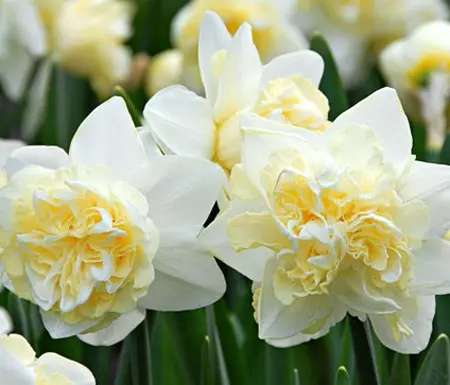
[327,88,412,166]
[200,199,272,282]
[40,311,98,339]
[137,127,163,160]
[139,231,225,311]
[259,258,333,339]
[9,0,46,56]
[262,51,324,87]
[143,86,215,159]
[0,41,33,101]
[69,97,147,181]
[0,345,35,385]
[131,155,225,234]
[0,308,11,335]
[266,305,346,347]
[199,11,232,104]
[0,139,24,169]
[410,239,450,295]
[401,161,450,237]
[370,296,435,354]
[241,128,315,193]
[78,308,145,346]
[213,23,262,122]
[37,353,95,385]
[22,60,53,140]
[6,146,69,179]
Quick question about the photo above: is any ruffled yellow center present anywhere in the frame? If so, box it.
[0,165,157,329]
[228,140,428,308]
[253,76,329,131]
[407,52,450,88]
[177,0,279,61]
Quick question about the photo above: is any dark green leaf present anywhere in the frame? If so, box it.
[7,293,31,341]
[389,354,411,385]
[201,336,213,385]
[439,134,450,165]
[414,334,450,385]
[113,86,142,126]
[310,33,349,120]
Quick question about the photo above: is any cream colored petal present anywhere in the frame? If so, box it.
[0,334,35,365]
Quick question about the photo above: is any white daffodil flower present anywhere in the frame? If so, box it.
[0,0,46,100]
[201,87,450,354]
[144,11,326,174]
[380,21,450,151]
[0,333,95,385]
[34,0,133,98]
[163,0,307,93]
[295,0,448,87]
[0,97,226,346]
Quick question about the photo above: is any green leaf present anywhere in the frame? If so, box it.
[82,345,112,385]
[309,33,349,120]
[414,334,450,385]
[439,134,450,165]
[115,338,131,385]
[213,300,251,385]
[389,354,411,385]
[113,86,142,126]
[7,293,31,341]
[335,366,350,385]
[294,368,300,385]
[201,336,213,385]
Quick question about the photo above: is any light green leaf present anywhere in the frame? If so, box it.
[414,334,450,385]
[335,366,350,385]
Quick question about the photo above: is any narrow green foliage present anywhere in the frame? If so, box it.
[335,366,351,385]
[113,86,143,126]
[414,334,450,385]
[309,33,349,120]
[201,336,213,385]
[389,354,411,385]
[7,293,31,341]
[114,338,132,385]
[293,368,300,385]
[440,135,450,165]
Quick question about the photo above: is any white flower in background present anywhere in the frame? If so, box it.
[295,0,448,87]
[0,139,25,188]
[0,308,12,335]
[144,11,326,174]
[0,0,46,100]
[381,21,450,152]
[0,333,95,384]
[0,97,226,346]
[164,0,307,93]
[201,87,450,354]
[35,0,133,98]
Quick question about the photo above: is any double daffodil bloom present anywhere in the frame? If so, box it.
[144,12,327,174]
[380,21,450,151]
[147,0,307,94]
[202,88,450,354]
[0,97,226,346]
[35,0,133,98]
[295,0,448,87]
[0,333,95,384]
[0,0,46,100]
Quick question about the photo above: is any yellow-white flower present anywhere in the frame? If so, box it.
[0,308,12,335]
[146,49,184,97]
[0,0,46,100]
[295,0,448,87]
[166,0,307,93]
[380,21,450,151]
[0,333,95,384]
[0,97,226,346]
[35,0,133,98]
[144,12,326,174]
[201,88,450,354]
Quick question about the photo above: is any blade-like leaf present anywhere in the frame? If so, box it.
[389,354,411,385]
[309,33,349,120]
[414,334,450,385]
[335,366,350,385]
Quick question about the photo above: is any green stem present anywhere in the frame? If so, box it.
[115,338,131,385]
[349,316,379,385]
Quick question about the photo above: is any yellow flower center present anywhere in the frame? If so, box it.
[177,0,279,62]
[407,53,450,88]
[0,165,157,329]
[253,76,329,131]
